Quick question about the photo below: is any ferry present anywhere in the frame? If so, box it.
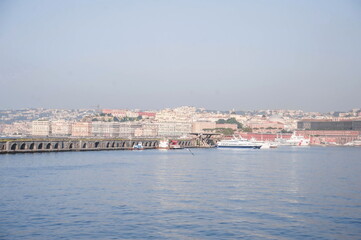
[217,137,262,149]
[250,138,278,149]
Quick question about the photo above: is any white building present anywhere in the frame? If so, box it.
[119,122,142,138]
[91,122,120,137]
[157,122,192,137]
[31,120,51,136]
[51,120,71,136]
[134,123,158,137]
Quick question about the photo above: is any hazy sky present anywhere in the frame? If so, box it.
[1,0,360,112]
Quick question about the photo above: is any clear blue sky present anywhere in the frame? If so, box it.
[1,0,360,112]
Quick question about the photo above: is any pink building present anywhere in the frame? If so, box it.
[71,122,92,137]
[247,120,284,133]
[192,122,216,133]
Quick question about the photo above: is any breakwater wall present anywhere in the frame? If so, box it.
[0,138,194,154]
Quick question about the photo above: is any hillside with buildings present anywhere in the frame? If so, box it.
[1,107,360,145]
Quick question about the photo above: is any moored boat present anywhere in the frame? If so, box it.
[284,132,310,146]
[169,140,183,149]
[217,137,262,149]
[158,139,169,150]
[133,142,144,150]
[249,138,278,149]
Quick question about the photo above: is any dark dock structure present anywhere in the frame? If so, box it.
[0,138,194,154]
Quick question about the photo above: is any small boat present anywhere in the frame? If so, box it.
[217,137,262,149]
[133,142,144,150]
[158,139,169,150]
[169,140,183,149]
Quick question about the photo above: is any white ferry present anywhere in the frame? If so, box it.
[250,138,278,149]
[217,137,262,149]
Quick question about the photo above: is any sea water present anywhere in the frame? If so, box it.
[1,147,361,239]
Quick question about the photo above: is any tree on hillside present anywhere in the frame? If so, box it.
[216,118,243,129]
[216,119,226,124]
[242,127,252,132]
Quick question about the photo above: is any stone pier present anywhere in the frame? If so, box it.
[0,138,195,154]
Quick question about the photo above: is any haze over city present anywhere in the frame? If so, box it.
[1,0,360,112]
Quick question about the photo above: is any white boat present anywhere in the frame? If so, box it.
[344,140,361,146]
[217,137,262,149]
[169,140,183,149]
[133,142,144,150]
[284,132,310,146]
[158,140,169,149]
[249,138,278,149]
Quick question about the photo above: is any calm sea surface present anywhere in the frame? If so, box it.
[1,147,361,240]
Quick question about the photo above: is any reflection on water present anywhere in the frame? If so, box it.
[1,147,361,239]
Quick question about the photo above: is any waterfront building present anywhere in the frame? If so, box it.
[91,122,120,137]
[51,120,71,136]
[297,130,360,145]
[134,123,158,137]
[118,122,142,138]
[31,120,51,136]
[157,122,192,137]
[297,119,361,131]
[71,122,92,137]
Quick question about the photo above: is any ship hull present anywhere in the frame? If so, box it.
[218,145,261,149]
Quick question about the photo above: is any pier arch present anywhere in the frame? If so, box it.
[11,143,17,151]
[20,143,26,150]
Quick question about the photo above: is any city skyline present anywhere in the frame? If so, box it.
[0,105,360,114]
[1,0,360,112]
